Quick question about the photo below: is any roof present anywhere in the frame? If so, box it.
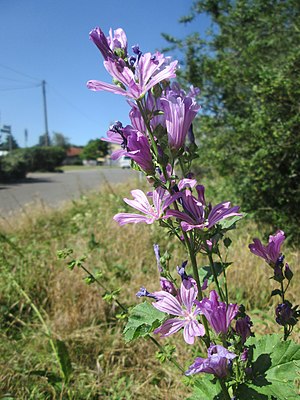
[66,147,83,157]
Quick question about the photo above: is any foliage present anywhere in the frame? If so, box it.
[123,302,166,343]
[0,150,28,181]
[80,138,109,160]
[24,146,66,172]
[166,0,300,241]
[52,132,71,149]
[0,133,19,150]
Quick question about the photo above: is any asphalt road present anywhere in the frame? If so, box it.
[0,167,137,215]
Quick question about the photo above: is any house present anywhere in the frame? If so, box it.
[64,147,83,165]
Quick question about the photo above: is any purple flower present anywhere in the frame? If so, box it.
[186,344,236,378]
[89,27,117,61]
[87,28,178,100]
[113,187,181,226]
[153,280,205,344]
[166,185,241,232]
[249,230,285,266]
[103,123,153,172]
[196,290,239,335]
[107,28,128,54]
[159,277,177,295]
[161,86,200,150]
[275,301,294,326]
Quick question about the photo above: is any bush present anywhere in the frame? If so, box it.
[0,151,28,181]
[24,146,66,172]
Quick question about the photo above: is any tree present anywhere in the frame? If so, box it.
[52,132,71,149]
[0,133,19,151]
[167,0,300,241]
[37,133,51,147]
[80,139,109,161]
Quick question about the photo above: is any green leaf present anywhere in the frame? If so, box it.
[198,262,231,286]
[235,334,300,399]
[123,301,166,343]
[218,214,246,230]
[54,339,73,383]
[187,376,225,400]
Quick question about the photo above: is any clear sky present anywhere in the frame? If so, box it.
[0,0,209,147]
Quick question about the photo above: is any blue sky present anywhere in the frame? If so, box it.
[0,0,210,147]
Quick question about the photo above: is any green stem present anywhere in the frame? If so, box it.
[148,335,185,373]
[80,264,127,312]
[219,380,231,400]
[136,100,159,158]
[12,280,67,381]
[208,251,225,303]
[280,280,289,341]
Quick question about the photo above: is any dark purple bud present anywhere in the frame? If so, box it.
[275,302,294,326]
[132,44,141,55]
[276,254,285,265]
[160,277,177,295]
[187,124,195,144]
[240,348,249,362]
[177,260,188,280]
[284,263,293,281]
[274,264,284,282]
[129,56,136,66]
[235,315,253,344]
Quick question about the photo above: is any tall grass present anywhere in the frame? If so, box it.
[0,179,299,399]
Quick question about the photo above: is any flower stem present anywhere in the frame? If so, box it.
[219,380,231,400]
[207,251,225,303]
[79,264,127,312]
[148,335,185,373]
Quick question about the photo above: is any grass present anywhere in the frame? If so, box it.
[0,178,299,399]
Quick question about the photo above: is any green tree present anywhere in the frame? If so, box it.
[0,133,19,151]
[167,0,300,240]
[80,139,108,161]
[52,132,71,149]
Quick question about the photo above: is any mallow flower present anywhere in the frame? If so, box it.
[186,344,237,378]
[249,230,285,266]
[103,122,153,172]
[152,280,205,344]
[166,185,241,232]
[87,27,178,100]
[161,86,200,150]
[195,290,239,335]
[113,187,180,226]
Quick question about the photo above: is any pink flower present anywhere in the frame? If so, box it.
[153,280,205,344]
[195,290,239,335]
[87,36,178,100]
[249,230,285,266]
[113,187,180,226]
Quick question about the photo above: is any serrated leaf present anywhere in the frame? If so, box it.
[235,334,300,399]
[187,376,225,400]
[123,301,166,343]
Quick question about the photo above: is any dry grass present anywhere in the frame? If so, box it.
[0,180,299,399]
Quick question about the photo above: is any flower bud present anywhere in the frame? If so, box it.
[284,263,293,281]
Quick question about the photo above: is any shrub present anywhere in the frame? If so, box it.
[0,151,28,181]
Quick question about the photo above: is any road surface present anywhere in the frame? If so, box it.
[0,168,137,215]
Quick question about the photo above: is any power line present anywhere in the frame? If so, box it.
[0,63,41,83]
[0,83,41,91]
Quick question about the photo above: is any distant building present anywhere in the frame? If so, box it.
[64,147,83,165]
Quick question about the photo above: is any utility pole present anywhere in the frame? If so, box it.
[42,80,49,146]
[24,129,28,147]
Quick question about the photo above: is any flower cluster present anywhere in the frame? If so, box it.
[249,231,299,339]
[87,26,298,399]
